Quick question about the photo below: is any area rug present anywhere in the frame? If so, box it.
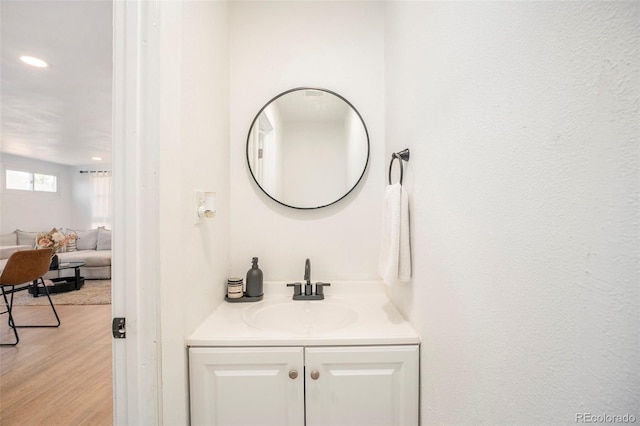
[8,280,111,306]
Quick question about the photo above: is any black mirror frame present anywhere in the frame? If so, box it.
[246,87,370,210]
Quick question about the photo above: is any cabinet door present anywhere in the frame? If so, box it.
[189,347,304,426]
[305,345,419,426]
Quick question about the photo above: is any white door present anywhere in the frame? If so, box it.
[189,347,305,426]
[305,345,419,426]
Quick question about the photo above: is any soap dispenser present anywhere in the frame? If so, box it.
[245,257,263,298]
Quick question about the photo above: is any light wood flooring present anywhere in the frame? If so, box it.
[0,304,112,426]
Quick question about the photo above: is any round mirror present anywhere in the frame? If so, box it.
[246,88,369,209]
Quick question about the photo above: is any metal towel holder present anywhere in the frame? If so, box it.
[388,149,410,185]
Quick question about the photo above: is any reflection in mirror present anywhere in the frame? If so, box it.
[247,88,369,209]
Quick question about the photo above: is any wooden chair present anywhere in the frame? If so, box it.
[0,248,61,346]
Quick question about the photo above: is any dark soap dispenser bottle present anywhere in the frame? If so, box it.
[245,257,263,297]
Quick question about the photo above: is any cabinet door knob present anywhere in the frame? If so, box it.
[289,370,298,380]
[310,370,320,380]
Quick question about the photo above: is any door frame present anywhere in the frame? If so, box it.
[112,1,162,423]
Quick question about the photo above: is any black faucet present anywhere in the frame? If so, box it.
[286,258,331,300]
[304,258,312,295]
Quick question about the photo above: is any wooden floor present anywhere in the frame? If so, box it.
[0,304,112,426]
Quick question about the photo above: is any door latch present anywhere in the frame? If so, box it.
[112,317,126,339]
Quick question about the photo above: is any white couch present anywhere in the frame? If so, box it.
[0,228,111,280]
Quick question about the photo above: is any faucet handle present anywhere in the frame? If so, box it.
[314,282,331,296]
[287,282,302,296]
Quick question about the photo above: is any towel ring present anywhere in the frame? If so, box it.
[388,149,410,185]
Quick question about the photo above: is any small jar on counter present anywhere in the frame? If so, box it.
[227,277,244,299]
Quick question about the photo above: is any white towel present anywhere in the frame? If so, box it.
[398,186,411,281]
[378,183,411,285]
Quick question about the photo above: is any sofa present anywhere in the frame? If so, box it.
[0,227,111,280]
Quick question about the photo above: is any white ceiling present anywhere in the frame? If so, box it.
[1,0,112,166]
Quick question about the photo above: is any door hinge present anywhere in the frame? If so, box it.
[112,317,126,339]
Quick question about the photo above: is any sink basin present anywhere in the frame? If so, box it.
[242,298,358,335]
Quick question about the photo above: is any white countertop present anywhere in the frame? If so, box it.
[187,281,420,347]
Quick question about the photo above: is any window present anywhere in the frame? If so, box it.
[34,173,57,192]
[5,169,57,192]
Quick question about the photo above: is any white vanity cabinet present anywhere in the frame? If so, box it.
[189,347,304,425]
[304,345,419,426]
[189,344,419,426]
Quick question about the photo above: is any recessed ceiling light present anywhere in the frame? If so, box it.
[20,55,49,68]
[92,157,103,161]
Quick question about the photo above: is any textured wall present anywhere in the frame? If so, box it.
[385,1,639,424]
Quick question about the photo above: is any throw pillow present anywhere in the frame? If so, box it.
[96,227,112,251]
[16,229,39,247]
[0,231,17,246]
[65,231,78,252]
[70,228,99,251]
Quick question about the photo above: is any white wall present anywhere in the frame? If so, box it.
[229,0,385,281]
[156,1,230,424]
[0,153,72,233]
[385,2,639,424]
